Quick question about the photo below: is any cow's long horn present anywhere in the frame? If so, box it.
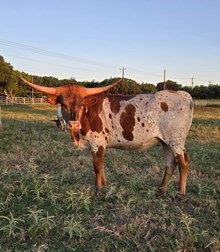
[19,76,57,95]
[84,79,122,96]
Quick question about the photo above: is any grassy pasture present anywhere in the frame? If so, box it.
[0,101,220,251]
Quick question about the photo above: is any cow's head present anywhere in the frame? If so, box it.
[20,76,121,133]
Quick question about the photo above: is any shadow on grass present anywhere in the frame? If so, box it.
[192,117,220,126]
[1,104,57,116]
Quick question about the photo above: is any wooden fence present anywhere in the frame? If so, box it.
[194,100,208,106]
[0,96,47,105]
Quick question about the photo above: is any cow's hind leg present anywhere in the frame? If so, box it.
[158,143,177,196]
[92,146,106,192]
[176,152,190,196]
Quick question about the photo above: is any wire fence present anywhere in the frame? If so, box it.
[0,96,47,105]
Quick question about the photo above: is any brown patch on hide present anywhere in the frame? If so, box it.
[161,102,169,112]
[110,99,120,114]
[108,94,135,115]
[120,104,136,141]
[91,117,103,133]
[81,94,105,135]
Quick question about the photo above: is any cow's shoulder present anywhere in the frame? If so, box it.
[105,94,136,114]
[84,93,106,108]
[82,94,107,135]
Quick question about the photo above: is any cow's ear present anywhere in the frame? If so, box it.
[84,96,97,107]
[46,95,60,105]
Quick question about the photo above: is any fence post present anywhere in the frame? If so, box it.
[1,96,48,104]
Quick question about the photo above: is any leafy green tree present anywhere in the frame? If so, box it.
[157,80,182,91]
[140,83,156,93]
[207,84,220,99]
[80,80,100,88]
[100,78,142,95]
[1,54,220,99]
[0,56,15,96]
[182,86,193,96]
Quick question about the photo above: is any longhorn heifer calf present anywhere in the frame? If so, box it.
[57,106,67,132]
[20,77,194,196]
[50,106,67,132]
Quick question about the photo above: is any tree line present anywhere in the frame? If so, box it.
[0,55,219,99]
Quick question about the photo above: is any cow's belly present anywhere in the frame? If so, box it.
[107,136,159,151]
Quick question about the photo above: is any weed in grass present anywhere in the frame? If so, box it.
[64,189,92,214]
[32,182,45,202]
[178,207,198,248]
[0,212,24,238]
[63,216,85,239]
[26,207,56,236]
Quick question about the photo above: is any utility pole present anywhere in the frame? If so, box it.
[120,67,126,79]
[163,69,166,90]
[191,77,194,88]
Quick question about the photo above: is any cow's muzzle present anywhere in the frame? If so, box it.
[67,120,81,132]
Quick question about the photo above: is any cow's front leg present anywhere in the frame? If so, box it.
[92,146,106,192]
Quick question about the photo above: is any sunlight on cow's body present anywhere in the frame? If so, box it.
[20,76,194,196]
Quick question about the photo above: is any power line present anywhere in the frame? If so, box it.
[0,38,117,68]
[0,39,178,82]
[1,38,218,86]
[3,53,109,74]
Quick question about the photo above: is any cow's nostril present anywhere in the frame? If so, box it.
[68,121,81,131]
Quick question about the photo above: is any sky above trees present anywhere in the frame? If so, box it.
[1,0,220,86]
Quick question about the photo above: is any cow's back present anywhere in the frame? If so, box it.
[100,91,193,151]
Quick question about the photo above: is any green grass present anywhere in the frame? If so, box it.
[0,103,220,251]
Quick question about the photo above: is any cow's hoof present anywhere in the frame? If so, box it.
[156,187,166,197]
[95,188,100,195]
[173,193,184,202]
